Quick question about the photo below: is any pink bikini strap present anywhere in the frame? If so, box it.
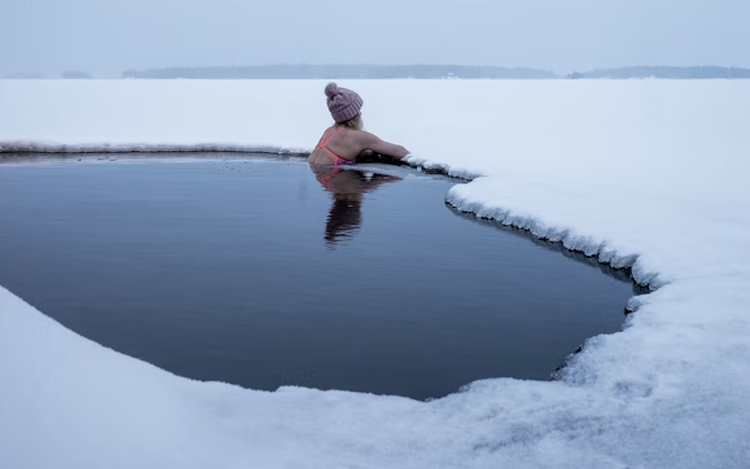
[318,127,345,148]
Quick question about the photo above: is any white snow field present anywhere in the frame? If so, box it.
[1,80,749,468]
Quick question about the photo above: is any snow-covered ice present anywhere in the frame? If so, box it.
[1,79,750,468]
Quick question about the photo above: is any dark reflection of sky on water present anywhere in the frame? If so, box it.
[0,156,638,400]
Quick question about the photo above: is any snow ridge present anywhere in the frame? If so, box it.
[0,140,308,155]
[445,192,652,288]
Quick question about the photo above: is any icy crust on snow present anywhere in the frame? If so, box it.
[446,187,649,287]
[2,80,750,468]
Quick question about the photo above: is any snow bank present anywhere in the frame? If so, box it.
[0,141,306,154]
[2,79,750,468]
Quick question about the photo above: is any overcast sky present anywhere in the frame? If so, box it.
[1,0,748,76]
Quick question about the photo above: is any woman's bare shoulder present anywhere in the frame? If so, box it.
[345,129,379,145]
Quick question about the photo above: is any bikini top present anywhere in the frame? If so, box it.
[316,127,356,166]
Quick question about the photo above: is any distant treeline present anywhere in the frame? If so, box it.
[61,70,93,79]
[121,64,557,79]
[566,66,750,79]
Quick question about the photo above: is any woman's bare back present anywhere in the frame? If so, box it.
[308,125,410,165]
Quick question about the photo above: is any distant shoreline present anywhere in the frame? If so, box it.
[119,64,557,80]
[4,65,750,80]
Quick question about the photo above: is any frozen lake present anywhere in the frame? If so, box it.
[2,80,747,468]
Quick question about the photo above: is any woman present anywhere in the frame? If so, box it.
[307,83,410,166]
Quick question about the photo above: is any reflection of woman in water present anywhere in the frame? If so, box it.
[311,165,401,247]
[307,82,410,166]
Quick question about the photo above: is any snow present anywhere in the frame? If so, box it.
[2,79,750,468]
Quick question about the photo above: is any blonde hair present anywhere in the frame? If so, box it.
[339,113,363,131]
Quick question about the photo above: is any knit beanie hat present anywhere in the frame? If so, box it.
[325,82,363,123]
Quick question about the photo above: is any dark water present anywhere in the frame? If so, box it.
[0,156,637,400]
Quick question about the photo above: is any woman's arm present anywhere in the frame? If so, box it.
[356,131,410,160]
